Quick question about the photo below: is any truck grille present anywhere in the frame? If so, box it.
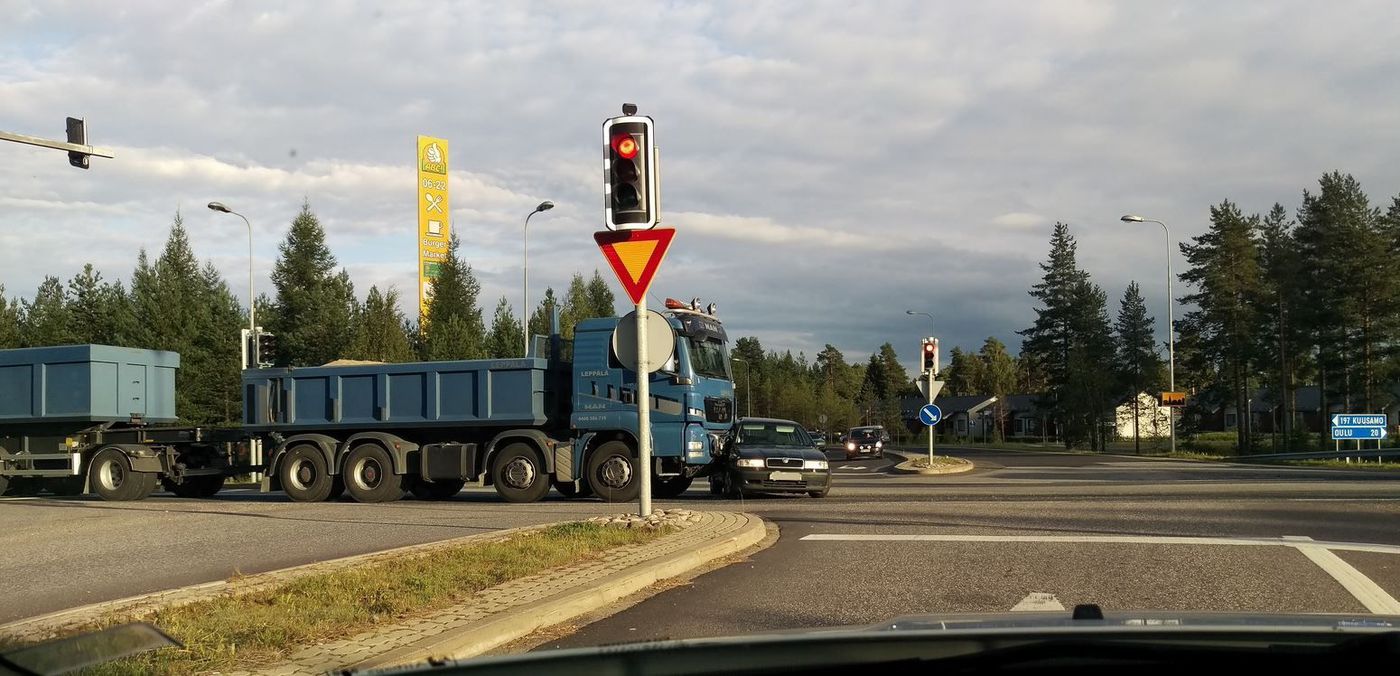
[704,397,733,423]
[765,457,804,469]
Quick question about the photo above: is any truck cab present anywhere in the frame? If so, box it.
[569,300,735,500]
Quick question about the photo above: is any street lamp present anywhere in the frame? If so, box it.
[731,356,752,418]
[522,200,555,356]
[207,202,254,337]
[905,309,935,335]
[1121,214,1176,454]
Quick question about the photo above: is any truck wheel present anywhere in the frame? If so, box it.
[587,441,640,503]
[89,448,157,501]
[652,475,693,498]
[161,475,226,499]
[344,444,405,503]
[410,477,465,500]
[491,443,550,503]
[280,445,334,502]
[0,474,9,496]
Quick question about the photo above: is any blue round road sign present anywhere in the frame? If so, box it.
[918,403,943,426]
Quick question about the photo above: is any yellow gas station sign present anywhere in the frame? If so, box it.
[417,135,450,319]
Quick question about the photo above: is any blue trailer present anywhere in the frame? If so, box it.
[0,307,736,504]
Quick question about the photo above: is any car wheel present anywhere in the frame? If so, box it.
[492,443,551,503]
[708,474,724,496]
[587,440,640,503]
[280,445,335,502]
[89,448,157,501]
[344,444,406,503]
[722,471,743,499]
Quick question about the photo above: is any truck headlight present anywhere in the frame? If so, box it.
[736,458,764,468]
[687,440,705,452]
[846,442,856,451]
[687,407,705,419]
[804,459,828,470]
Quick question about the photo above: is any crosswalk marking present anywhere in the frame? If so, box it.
[1011,592,1065,611]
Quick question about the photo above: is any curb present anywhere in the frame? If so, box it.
[346,512,768,672]
[886,449,975,475]
[0,520,574,642]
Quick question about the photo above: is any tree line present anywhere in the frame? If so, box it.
[0,202,615,425]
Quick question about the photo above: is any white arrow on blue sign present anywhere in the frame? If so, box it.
[1330,413,1388,441]
[918,403,943,426]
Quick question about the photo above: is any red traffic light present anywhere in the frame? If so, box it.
[924,342,935,353]
[611,133,639,159]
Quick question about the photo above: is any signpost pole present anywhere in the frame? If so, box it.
[927,368,935,465]
[636,299,653,517]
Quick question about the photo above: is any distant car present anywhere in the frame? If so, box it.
[711,417,831,498]
[844,425,886,460]
[807,430,827,447]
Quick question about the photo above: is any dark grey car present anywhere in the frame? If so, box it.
[710,417,831,498]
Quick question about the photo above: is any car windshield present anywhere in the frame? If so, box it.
[688,336,730,380]
[7,4,1400,674]
[737,422,813,447]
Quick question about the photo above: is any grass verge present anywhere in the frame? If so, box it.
[48,522,668,675]
[909,455,970,469]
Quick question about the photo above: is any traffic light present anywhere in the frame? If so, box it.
[256,331,277,367]
[66,117,89,169]
[921,338,939,374]
[603,113,657,230]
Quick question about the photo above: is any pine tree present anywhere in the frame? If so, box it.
[347,286,415,362]
[586,270,617,317]
[485,296,524,358]
[21,276,74,346]
[0,286,21,349]
[560,273,591,339]
[423,233,486,360]
[66,264,134,345]
[942,347,983,397]
[1180,200,1264,453]
[1255,203,1308,448]
[527,287,558,349]
[1062,278,1116,450]
[1113,281,1161,452]
[269,202,358,366]
[1019,222,1089,443]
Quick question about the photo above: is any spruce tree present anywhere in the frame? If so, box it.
[21,276,73,346]
[269,202,358,366]
[0,286,21,349]
[347,286,415,362]
[423,233,486,360]
[585,270,617,317]
[485,296,524,358]
[1113,281,1161,452]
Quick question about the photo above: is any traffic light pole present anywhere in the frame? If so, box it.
[636,298,653,517]
[927,367,935,465]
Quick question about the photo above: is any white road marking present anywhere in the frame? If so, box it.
[1011,592,1065,611]
[0,497,41,502]
[1288,498,1400,502]
[798,533,1400,555]
[1284,536,1400,614]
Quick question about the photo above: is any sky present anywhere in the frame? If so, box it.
[4,1,1400,375]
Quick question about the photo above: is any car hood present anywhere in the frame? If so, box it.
[735,445,826,460]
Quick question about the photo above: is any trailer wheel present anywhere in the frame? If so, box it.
[652,475,693,499]
[587,440,640,503]
[343,444,405,503]
[409,477,465,500]
[89,448,157,501]
[491,443,550,503]
[161,475,226,499]
[280,445,334,502]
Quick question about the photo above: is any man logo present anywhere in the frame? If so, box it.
[420,142,446,174]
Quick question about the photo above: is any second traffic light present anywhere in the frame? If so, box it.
[602,114,657,230]
[921,338,939,374]
[256,331,277,367]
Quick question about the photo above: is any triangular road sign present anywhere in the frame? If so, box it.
[594,228,675,305]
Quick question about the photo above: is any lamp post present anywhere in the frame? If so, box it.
[1120,214,1176,454]
[905,309,935,335]
[207,202,254,337]
[522,201,555,356]
[731,356,752,418]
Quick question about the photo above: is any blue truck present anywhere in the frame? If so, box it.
[0,306,735,503]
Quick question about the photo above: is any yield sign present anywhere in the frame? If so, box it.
[594,228,675,305]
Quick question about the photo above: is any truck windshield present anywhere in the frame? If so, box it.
[688,336,729,379]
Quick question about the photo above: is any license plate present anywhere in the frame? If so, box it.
[769,471,803,482]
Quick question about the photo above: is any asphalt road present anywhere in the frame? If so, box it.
[5,446,1400,633]
[539,446,1400,649]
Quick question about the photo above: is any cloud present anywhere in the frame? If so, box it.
[4,0,1400,368]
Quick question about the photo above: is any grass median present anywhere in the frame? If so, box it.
[53,522,667,675]
[909,455,969,469]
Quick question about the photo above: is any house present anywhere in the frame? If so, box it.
[1206,385,1400,434]
[902,392,1059,442]
[1114,392,1171,439]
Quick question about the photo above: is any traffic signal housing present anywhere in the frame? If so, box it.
[921,338,939,374]
[66,117,89,169]
[256,331,277,368]
[603,115,657,230]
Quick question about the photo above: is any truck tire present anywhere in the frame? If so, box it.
[343,444,405,503]
[410,477,465,500]
[280,445,335,502]
[162,475,226,499]
[587,441,640,503]
[0,474,9,496]
[491,443,550,503]
[652,475,693,498]
[89,448,157,501]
